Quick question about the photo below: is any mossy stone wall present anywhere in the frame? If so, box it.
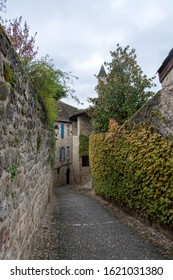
[0,26,54,259]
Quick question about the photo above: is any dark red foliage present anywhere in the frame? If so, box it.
[4,16,38,62]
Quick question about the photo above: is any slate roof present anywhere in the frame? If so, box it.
[69,108,90,120]
[58,101,78,122]
[158,48,173,83]
[98,65,107,77]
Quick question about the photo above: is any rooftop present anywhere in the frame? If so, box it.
[158,48,173,83]
[98,65,107,77]
[58,101,78,122]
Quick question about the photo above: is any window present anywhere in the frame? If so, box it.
[61,124,64,138]
[60,147,63,161]
[66,146,70,160]
[82,156,89,167]
[60,147,66,161]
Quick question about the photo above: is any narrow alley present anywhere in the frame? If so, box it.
[31,187,173,260]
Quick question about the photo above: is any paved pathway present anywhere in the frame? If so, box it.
[31,186,173,260]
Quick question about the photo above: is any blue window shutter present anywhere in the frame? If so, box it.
[60,147,62,161]
[61,124,64,138]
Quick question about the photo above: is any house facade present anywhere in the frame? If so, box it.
[54,101,92,188]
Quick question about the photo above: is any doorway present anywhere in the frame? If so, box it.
[66,167,70,185]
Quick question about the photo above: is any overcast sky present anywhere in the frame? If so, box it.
[2,0,173,108]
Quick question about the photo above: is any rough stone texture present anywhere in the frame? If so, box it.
[131,84,173,138]
[162,69,173,87]
[0,26,53,259]
[30,187,173,260]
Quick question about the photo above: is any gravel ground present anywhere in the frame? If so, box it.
[30,186,173,260]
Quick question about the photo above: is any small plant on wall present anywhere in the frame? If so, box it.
[37,135,42,152]
[10,163,18,182]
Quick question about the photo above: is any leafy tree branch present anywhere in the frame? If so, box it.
[88,44,156,132]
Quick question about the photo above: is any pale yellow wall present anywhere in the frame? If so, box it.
[72,115,92,187]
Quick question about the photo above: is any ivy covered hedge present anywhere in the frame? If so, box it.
[89,121,173,227]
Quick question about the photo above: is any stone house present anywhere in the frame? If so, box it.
[158,48,173,87]
[54,101,92,188]
[70,110,92,188]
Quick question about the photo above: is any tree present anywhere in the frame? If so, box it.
[28,56,78,124]
[0,0,6,22]
[4,16,38,62]
[2,12,79,124]
[0,0,6,12]
[88,44,156,133]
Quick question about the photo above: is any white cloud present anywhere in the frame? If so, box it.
[111,0,128,11]
[130,2,167,30]
[71,54,104,72]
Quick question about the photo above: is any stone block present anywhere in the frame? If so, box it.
[0,196,8,222]
[0,27,54,259]
[0,81,8,101]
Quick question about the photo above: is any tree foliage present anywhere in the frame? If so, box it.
[89,44,156,132]
[2,11,79,125]
[28,56,77,124]
[0,0,6,12]
[0,0,6,22]
[4,16,38,62]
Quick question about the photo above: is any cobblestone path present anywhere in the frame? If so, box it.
[31,186,173,260]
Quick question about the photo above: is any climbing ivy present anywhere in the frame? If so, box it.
[10,163,18,182]
[89,121,173,227]
[3,62,17,87]
[79,134,89,157]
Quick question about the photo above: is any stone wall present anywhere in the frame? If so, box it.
[80,165,91,186]
[162,69,173,88]
[79,114,93,136]
[0,26,53,259]
[130,83,173,138]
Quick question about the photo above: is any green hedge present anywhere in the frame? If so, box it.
[89,122,173,227]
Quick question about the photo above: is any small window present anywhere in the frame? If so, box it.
[60,147,66,161]
[82,156,89,167]
[60,147,63,161]
[66,146,70,159]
